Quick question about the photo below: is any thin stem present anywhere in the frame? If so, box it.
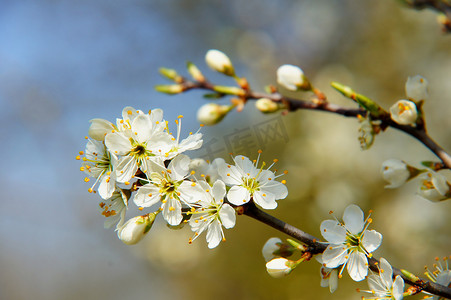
[242,201,451,299]
[179,79,451,169]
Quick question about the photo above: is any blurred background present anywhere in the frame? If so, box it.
[0,0,450,299]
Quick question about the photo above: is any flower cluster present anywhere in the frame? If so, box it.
[380,159,451,202]
[78,107,288,248]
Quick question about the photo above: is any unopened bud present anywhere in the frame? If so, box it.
[266,258,294,278]
[390,99,418,126]
[187,62,205,82]
[213,85,245,96]
[205,49,235,76]
[159,68,183,83]
[88,118,115,141]
[197,103,233,125]
[276,64,311,91]
[405,75,428,101]
[117,213,157,245]
[155,84,184,95]
[255,98,280,114]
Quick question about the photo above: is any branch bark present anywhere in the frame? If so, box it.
[242,201,451,299]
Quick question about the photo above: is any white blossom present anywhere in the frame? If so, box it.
[218,154,288,209]
[361,258,404,300]
[424,257,451,300]
[316,255,339,293]
[99,189,128,229]
[389,100,418,126]
[405,75,428,101]
[205,49,235,76]
[320,204,382,281]
[381,159,410,189]
[82,139,117,199]
[134,154,205,226]
[188,180,236,249]
[164,116,203,160]
[276,64,309,91]
[189,158,225,184]
[417,171,450,202]
[105,112,173,183]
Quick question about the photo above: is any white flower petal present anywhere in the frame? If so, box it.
[362,229,382,253]
[116,156,138,183]
[379,258,394,289]
[343,204,364,234]
[218,162,243,185]
[105,132,132,155]
[262,237,282,262]
[219,204,236,229]
[178,181,206,204]
[132,114,155,143]
[234,155,257,177]
[206,220,222,249]
[392,275,405,300]
[88,118,115,141]
[168,154,190,181]
[212,180,226,204]
[134,185,161,207]
[320,220,347,244]
[162,197,182,226]
[323,245,347,268]
[98,173,115,200]
[328,269,338,293]
[261,181,288,200]
[253,191,277,209]
[367,274,386,295]
[227,186,251,206]
[347,251,368,281]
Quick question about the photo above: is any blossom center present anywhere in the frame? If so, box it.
[243,176,260,193]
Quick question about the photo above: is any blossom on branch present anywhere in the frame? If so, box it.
[134,154,205,225]
[81,139,117,199]
[381,159,411,189]
[320,204,382,281]
[423,256,451,300]
[276,64,310,91]
[187,180,236,249]
[360,258,404,300]
[316,254,339,293]
[205,49,235,76]
[417,171,450,202]
[218,154,288,209]
[389,100,418,126]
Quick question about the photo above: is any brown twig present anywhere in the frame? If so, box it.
[242,201,451,299]
[177,78,451,169]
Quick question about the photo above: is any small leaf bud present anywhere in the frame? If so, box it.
[255,98,281,114]
[155,84,184,95]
